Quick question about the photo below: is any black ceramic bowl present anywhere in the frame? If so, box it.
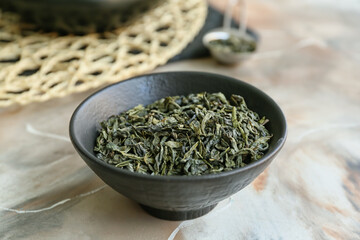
[0,0,160,34]
[69,71,287,220]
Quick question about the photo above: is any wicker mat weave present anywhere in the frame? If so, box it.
[0,0,207,107]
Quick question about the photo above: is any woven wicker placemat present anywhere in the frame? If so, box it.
[0,0,207,107]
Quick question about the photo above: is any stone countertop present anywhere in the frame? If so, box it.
[1,0,360,239]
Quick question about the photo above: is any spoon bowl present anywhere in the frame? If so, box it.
[203,28,258,65]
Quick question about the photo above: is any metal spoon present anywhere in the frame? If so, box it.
[203,0,257,64]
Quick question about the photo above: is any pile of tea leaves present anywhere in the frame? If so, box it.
[209,35,256,53]
[94,92,271,176]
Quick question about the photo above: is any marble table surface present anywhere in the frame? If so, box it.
[1,0,360,239]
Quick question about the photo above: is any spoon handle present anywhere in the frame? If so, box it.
[239,0,248,35]
[223,0,237,30]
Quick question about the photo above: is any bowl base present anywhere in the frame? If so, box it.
[140,204,218,221]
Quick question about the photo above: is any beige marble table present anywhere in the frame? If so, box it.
[1,0,360,239]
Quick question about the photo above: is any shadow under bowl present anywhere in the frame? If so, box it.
[69,71,287,220]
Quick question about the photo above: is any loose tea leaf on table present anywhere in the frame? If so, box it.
[94,92,271,176]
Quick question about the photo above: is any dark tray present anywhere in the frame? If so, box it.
[0,0,160,34]
[170,6,259,62]
[0,3,258,62]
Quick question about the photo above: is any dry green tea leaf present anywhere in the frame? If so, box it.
[209,35,256,53]
[94,92,271,176]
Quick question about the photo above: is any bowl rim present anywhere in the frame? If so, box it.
[69,71,287,182]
